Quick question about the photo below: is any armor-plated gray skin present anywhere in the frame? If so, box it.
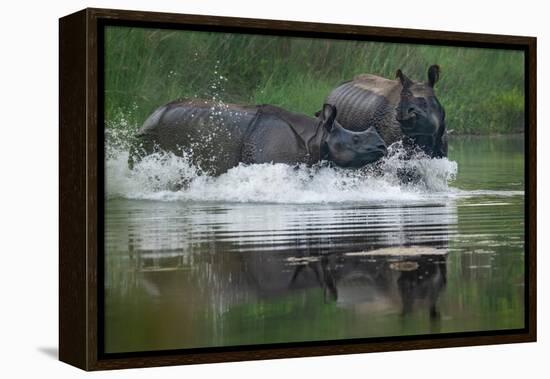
[325,65,447,158]
[134,100,387,176]
[134,100,256,175]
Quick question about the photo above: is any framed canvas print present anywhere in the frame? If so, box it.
[59,8,536,371]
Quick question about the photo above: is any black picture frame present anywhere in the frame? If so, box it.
[59,7,537,371]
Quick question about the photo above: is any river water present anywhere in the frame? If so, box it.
[103,135,525,353]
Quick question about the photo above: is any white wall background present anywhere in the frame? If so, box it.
[0,0,546,377]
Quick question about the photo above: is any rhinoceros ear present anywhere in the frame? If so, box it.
[428,65,440,87]
[321,104,337,131]
[396,69,413,89]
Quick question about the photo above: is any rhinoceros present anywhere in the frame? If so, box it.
[323,65,447,158]
[131,100,387,175]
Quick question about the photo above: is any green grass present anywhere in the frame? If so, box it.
[105,26,525,135]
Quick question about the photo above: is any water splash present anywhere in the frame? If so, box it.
[105,142,461,204]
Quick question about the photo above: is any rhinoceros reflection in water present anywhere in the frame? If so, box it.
[131,245,447,321]
[245,246,448,320]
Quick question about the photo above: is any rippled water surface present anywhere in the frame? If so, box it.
[104,135,525,353]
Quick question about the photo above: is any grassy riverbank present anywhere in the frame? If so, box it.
[105,26,525,135]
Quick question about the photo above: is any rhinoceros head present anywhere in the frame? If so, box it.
[395,65,446,157]
[321,104,387,167]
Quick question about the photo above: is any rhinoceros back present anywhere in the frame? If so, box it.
[326,74,403,145]
[136,100,258,175]
[242,105,322,166]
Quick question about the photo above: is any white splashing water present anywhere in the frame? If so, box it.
[105,141,464,204]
